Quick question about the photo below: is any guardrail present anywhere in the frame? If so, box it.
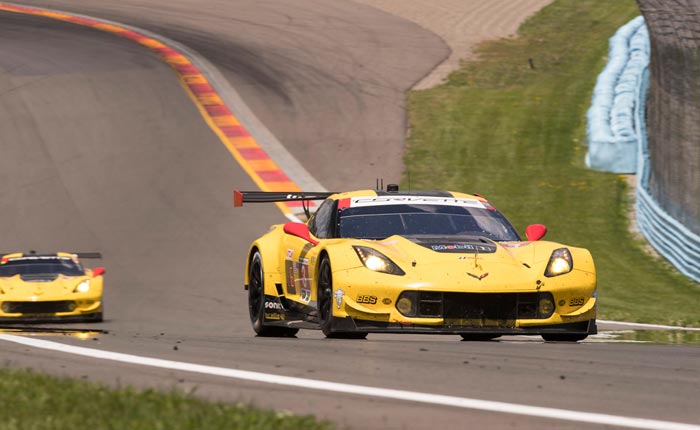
[586,16,700,282]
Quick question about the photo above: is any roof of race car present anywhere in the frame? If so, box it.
[0,252,102,263]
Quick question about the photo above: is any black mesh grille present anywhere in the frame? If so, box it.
[2,301,75,314]
[414,292,551,327]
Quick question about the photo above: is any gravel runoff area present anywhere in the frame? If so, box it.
[352,0,553,89]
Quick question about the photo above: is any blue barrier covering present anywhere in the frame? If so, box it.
[586,17,700,282]
[585,16,648,173]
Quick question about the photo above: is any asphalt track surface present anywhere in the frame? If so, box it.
[0,4,698,430]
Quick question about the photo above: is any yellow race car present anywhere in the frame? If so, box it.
[0,252,105,323]
[235,186,596,341]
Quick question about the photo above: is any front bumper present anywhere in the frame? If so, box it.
[328,269,597,335]
[0,299,103,323]
[332,316,596,335]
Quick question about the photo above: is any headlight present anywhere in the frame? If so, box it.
[396,291,417,316]
[544,248,573,277]
[74,280,90,293]
[538,295,555,317]
[353,246,405,275]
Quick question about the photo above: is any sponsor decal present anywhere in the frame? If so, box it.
[264,301,284,310]
[298,258,312,303]
[350,196,486,209]
[431,244,491,252]
[382,298,392,305]
[265,312,285,321]
[333,289,345,309]
[285,260,297,295]
[356,295,377,305]
[300,288,312,303]
[569,297,585,306]
[286,249,294,260]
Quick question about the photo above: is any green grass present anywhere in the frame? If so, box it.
[404,0,700,326]
[0,368,332,430]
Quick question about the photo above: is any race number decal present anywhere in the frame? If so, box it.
[285,258,312,303]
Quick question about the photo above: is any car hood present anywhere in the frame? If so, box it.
[337,234,572,291]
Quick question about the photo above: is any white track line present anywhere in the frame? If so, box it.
[598,320,700,331]
[1,335,698,430]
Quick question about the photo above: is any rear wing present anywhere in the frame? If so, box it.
[233,190,337,219]
[233,190,336,206]
[74,252,103,259]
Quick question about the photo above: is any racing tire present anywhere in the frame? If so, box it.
[459,334,501,341]
[248,251,298,337]
[318,256,367,340]
[541,333,588,342]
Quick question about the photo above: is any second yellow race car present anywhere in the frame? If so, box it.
[0,252,105,323]
[234,186,596,341]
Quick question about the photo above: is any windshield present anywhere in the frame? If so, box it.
[338,203,520,241]
[0,257,85,279]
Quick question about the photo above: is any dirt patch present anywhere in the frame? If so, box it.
[352,0,553,89]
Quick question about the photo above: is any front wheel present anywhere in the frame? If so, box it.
[317,257,367,339]
[248,251,298,337]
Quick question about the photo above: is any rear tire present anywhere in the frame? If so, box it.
[541,333,588,342]
[317,256,367,339]
[248,251,298,337]
[459,334,501,341]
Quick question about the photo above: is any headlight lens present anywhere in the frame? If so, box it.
[544,248,573,277]
[74,280,90,293]
[353,246,405,275]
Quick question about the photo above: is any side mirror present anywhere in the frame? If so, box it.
[92,267,106,277]
[525,224,547,241]
[283,222,319,246]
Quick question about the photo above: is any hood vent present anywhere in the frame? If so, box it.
[19,274,59,282]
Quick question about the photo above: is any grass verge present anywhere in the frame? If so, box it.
[404,0,700,326]
[0,367,332,430]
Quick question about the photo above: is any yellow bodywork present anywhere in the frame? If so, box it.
[0,252,104,322]
[244,190,596,335]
